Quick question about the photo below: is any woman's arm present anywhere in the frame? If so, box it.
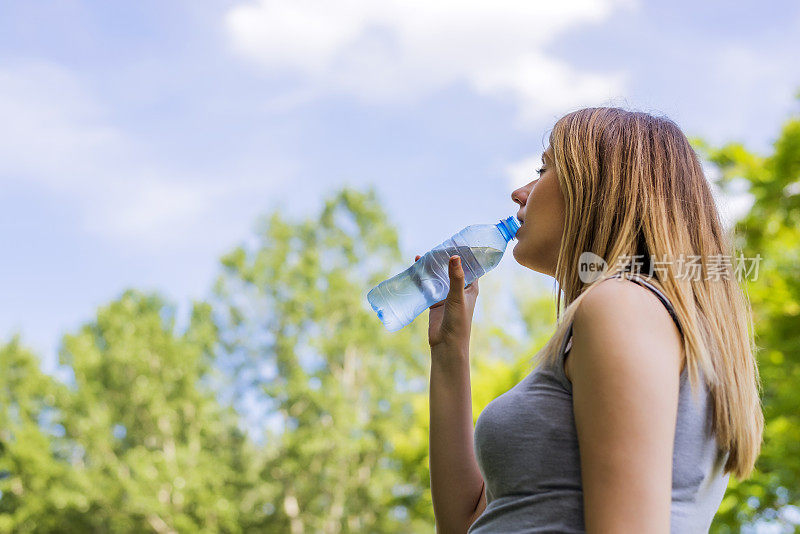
[416,254,486,533]
[430,347,487,533]
[568,278,683,534]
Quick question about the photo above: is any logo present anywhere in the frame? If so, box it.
[578,252,608,283]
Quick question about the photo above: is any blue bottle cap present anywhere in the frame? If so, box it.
[497,216,521,242]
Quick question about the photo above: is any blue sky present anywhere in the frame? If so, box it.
[2,0,800,374]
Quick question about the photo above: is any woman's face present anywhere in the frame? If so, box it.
[511,145,566,278]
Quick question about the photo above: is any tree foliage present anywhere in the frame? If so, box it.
[213,187,432,532]
[1,293,256,533]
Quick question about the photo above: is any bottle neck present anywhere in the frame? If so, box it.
[496,216,521,242]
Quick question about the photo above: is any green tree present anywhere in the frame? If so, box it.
[696,98,800,532]
[56,291,256,533]
[0,337,88,532]
[214,187,432,532]
[0,291,260,533]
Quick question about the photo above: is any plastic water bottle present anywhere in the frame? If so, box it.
[367,216,521,332]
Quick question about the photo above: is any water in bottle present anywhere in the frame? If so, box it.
[367,216,521,331]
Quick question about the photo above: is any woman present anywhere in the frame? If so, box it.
[415,107,764,533]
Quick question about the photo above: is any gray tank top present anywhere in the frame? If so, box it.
[470,274,730,533]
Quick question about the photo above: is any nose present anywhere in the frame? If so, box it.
[512,182,533,206]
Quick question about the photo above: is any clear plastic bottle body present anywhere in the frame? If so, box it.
[367,217,520,332]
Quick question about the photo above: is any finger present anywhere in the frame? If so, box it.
[446,255,465,306]
[415,254,421,262]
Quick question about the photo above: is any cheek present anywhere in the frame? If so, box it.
[523,181,564,249]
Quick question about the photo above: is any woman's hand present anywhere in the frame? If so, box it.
[414,254,479,354]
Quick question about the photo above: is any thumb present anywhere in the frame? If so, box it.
[446,255,465,307]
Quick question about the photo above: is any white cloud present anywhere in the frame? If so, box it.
[0,60,288,250]
[225,0,636,122]
[81,174,216,244]
[0,61,127,185]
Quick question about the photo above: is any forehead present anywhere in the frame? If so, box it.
[543,147,553,162]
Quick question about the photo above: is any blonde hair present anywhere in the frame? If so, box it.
[532,106,764,480]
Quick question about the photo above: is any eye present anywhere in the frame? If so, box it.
[536,166,546,176]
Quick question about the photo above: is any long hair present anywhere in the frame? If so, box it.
[532,106,764,480]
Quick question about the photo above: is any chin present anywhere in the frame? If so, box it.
[513,243,554,277]
[512,244,534,270]
[512,242,529,267]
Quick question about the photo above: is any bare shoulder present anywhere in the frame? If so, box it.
[577,276,671,320]
[569,276,683,381]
